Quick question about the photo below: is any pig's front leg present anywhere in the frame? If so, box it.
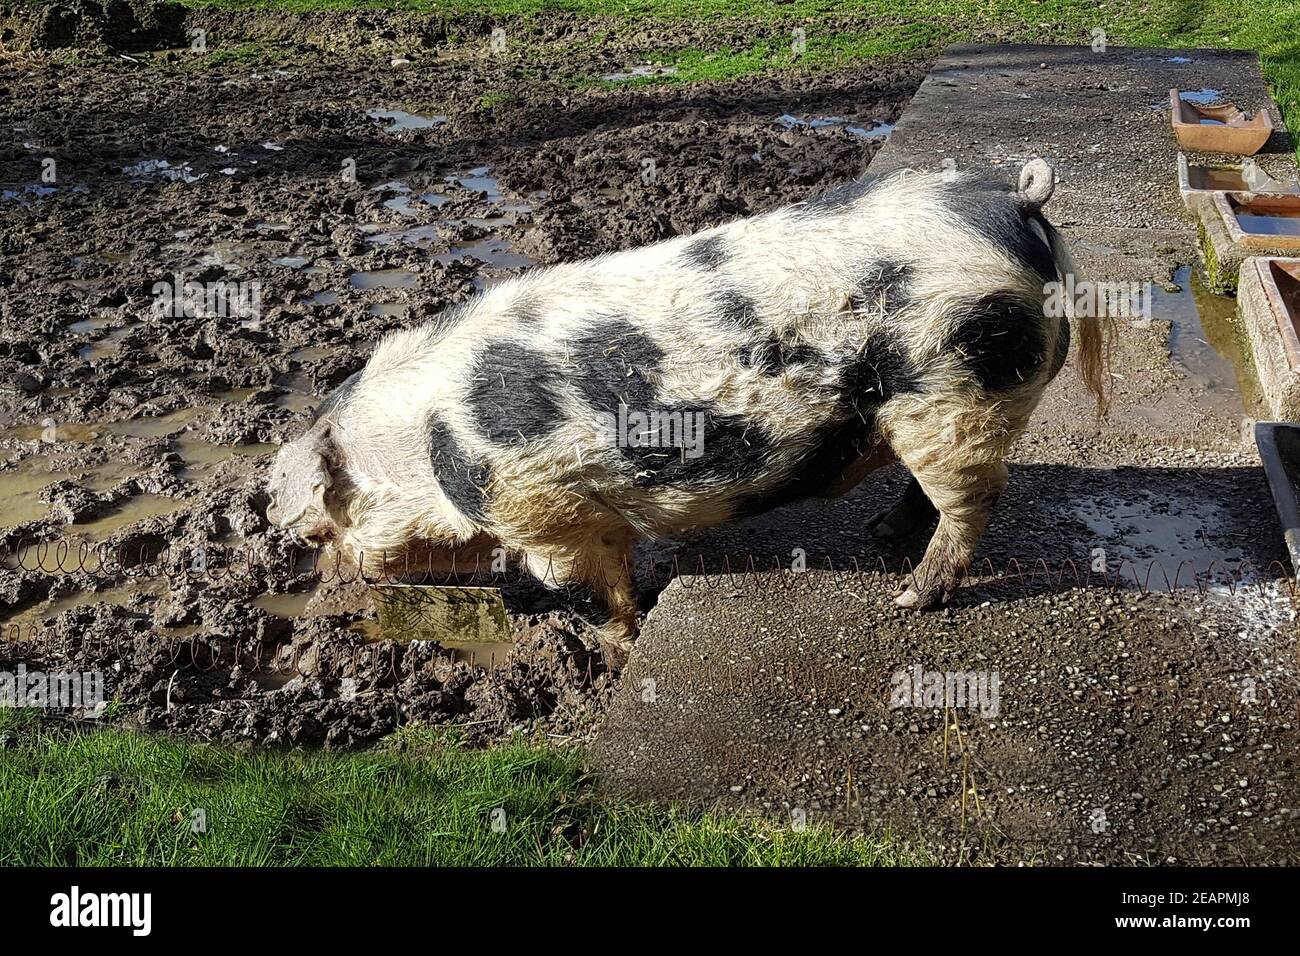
[523,527,640,668]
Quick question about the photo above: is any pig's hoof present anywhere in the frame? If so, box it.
[894,582,949,610]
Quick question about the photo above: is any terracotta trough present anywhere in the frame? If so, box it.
[1170,89,1273,155]
[1213,192,1300,251]
[1237,257,1300,421]
[1198,194,1300,293]
[1176,153,1299,211]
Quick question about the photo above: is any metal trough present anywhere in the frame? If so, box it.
[1255,422,1300,580]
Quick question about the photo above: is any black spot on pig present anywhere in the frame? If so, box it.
[682,234,729,270]
[850,261,913,314]
[569,320,663,414]
[733,334,922,516]
[427,414,491,522]
[941,177,1057,281]
[622,406,772,488]
[731,413,879,518]
[739,334,822,376]
[943,293,1047,392]
[468,340,566,445]
[715,289,760,332]
[838,332,924,405]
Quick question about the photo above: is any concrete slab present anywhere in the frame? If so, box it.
[590,44,1300,863]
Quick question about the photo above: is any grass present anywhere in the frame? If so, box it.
[0,711,926,866]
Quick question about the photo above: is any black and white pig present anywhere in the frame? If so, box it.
[265,159,1106,659]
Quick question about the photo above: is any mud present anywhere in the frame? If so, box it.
[0,29,920,747]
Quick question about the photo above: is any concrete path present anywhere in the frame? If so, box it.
[590,45,1300,864]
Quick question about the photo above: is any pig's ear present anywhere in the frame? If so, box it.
[308,424,343,490]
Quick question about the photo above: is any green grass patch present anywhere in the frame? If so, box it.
[0,711,926,866]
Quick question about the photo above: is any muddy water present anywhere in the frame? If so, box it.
[0,464,71,528]
[0,579,166,635]
[365,108,447,132]
[600,64,678,82]
[1186,165,1249,191]
[349,267,418,289]
[1158,265,1267,420]
[777,114,893,139]
[70,494,187,540]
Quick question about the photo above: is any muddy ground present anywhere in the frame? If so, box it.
[0,24,921,747]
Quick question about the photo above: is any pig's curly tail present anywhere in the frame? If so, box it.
[1018,158,1056,206]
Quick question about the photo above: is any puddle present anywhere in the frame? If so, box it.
[447,166,505,203]
[776,114,893,139]
[68,313,117,335]
[254,591,316,618]
[77,322,140,361]
[1,422,100,444]
[1,183,57,204]
[0,580,165,634]
[200,240,259,270]
[70,494,186,541]
[1071,491,1249,580]
[0,464,71,528]
[368,302,407,318]
[350,268,418,290]
[122,159,204,183]
[274,393,317,413]
[215,386,259,403]
[289,346,337,363]
[433,238,534,269]
[102,408,202,440]
[362,223,441,247]
[173,437,277,470]
[307,291,340,307]
[272,255,310,268]
[1158,265,1267,419]
[600,64,678,82]
[365,108,448,133]
[272,370,318,413]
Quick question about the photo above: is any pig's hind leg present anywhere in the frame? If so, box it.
[867,475,938,539]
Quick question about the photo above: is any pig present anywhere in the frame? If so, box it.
[265,159,1107,662]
